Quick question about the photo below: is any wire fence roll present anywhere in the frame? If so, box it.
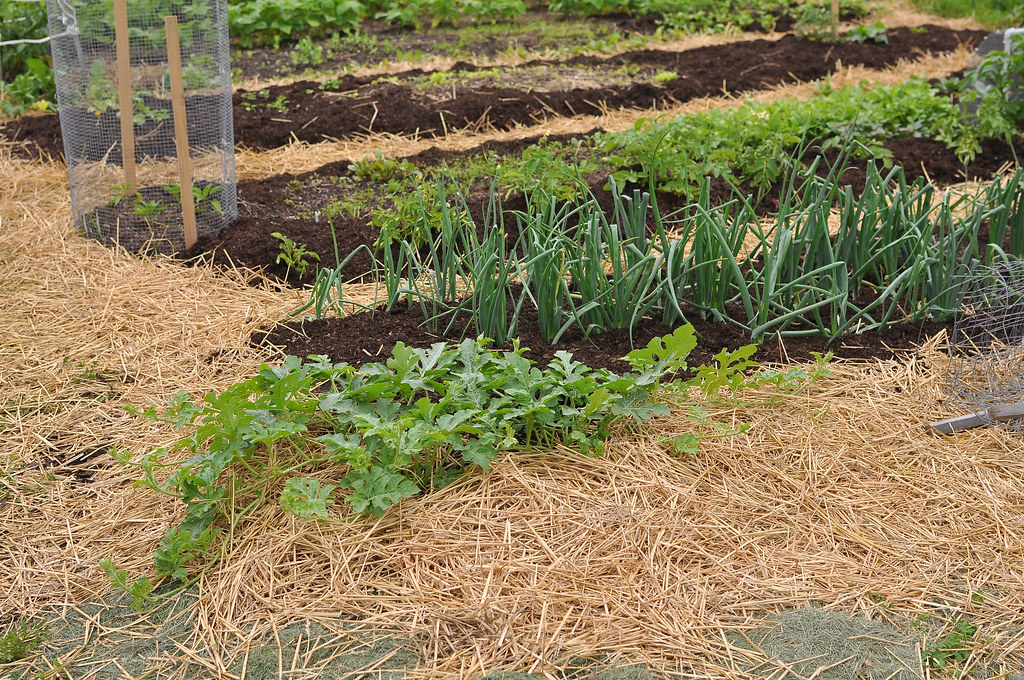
[946,260,1024,431]
[46,0,236,254]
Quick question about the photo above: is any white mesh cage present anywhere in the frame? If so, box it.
[46,0,236,254]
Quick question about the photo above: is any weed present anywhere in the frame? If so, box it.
[290,35,324,68]
[846,21,888,43]
[271,232,320,280]
[0,621,49,663]
[923,618,979,671]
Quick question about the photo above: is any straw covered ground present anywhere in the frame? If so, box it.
[3,12,1024,673]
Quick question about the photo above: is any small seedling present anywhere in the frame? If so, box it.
[165,183,224,216]
[271,232,320,279]
[653,70,678,83]
[0,621,49,663]
[132,198,167,221]
[846,21,888,43]
[923,618,979,671]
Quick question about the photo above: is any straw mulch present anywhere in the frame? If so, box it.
[3,136,1024,679]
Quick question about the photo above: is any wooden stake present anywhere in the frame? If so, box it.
[165,15,198,250]
[113,0,136,188]
[831,0,840,41]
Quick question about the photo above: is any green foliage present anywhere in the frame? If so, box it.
[239,88,290,113]
[910,0,1023,28]
[690,345,758,398]
[118,333,693,541]
[349,149,418,183]
[0,620,49,664]
[545,0,865,35]
[373,0,526,28]
[936,33,1024,165]
[0,58,56,117]
[922,618,979,671]
[793,2,836,42]
[623,322,697,373]
[291,35,325,68]
[280,477,336,517]
[228,0,363,48]
[271,232,321,280]
[846,21,888,44]
[601,78,957,200]
[99,558,158,611]
[0,1,55,117]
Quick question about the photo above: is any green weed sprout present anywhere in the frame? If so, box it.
[272,232,320,280]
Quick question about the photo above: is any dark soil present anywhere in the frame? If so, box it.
[1,26,986,161]
[260,296,953,373]
[195,129,1024,285]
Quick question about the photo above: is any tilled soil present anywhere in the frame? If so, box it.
[260,297,953,373]
[1,26,986,160]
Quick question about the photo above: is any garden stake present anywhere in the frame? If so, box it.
[930,403,1024,434]
[165,15,198,250]
[113,0,136,189]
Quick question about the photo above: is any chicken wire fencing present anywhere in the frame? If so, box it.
[46,0,236,254]
[945,260,1024,432]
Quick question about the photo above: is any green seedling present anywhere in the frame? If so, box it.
[271,232,320,280]
[846,21,888,43]
[164,183,224,216]
[0,620,49,663]
[132,198,167,221]
[923,618,979,671]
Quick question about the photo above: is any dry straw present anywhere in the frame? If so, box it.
[3,141,1024,676]
[3,21,1024,672]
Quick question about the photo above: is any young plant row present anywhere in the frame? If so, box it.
[601,37,1024,201]
[303,151,1024,345]
[227,0,870,48]
[107,326,828,605]
[302,42,1023,254]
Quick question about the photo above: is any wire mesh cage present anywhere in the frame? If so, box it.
[45,0,236,254]
[946,260,1024,429]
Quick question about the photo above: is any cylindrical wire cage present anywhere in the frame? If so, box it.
[46,0,235,254]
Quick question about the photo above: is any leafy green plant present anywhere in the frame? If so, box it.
[0,58,56,117]
[280,477,336,518]
[0,620,49,663]
[794,2,837,42]
[132,198,167,221]
[228,0,364,48]
[290,35,325,68]
[923,618,979,671]
[99,558,158,610]
[164,183,224,216]
[936,33,1024,165]
[846,21,888,43]
[272,232,321,280]
[349,149,418,183]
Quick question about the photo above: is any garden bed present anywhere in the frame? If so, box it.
[4,2,1024,679]
[0,25,985,160]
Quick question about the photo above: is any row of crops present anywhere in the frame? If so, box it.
[283,37,1024,343]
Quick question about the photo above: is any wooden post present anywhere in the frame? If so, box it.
[113,0,136,188]
[831,0,839,41]
[165,15,198,250]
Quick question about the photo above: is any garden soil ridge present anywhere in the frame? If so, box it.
[201,129,1024,286]
[1,26,986,160]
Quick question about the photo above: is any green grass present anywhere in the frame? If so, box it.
[910,0,1024,27]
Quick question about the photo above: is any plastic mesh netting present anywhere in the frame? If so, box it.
[46,0,235,254]
[946,260,1024,428]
